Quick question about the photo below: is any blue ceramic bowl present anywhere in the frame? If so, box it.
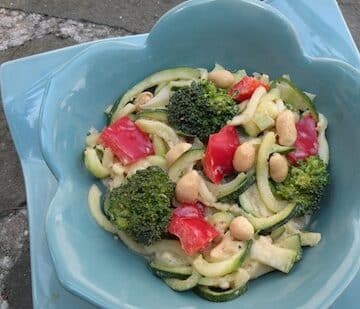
[40,0,360,308]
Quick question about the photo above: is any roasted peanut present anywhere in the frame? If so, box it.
[208,69,234,89]
[175,170,200,203]
[134,91,153,108]
[276,110,297,146]
[233,142,256,172]
[269,153,288,183]
[165,142,192,166]
[230,216,254,241]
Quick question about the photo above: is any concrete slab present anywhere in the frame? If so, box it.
[0,0,184,34]
[0,210,28,309]
[0,105,26,214]
[338,1,360,47]
[0,8,127,51]
[0,35,77,215]
[0,34,76,309]
[2,238,31,309]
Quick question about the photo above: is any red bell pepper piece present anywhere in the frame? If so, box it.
[168,202,218,255]
[99,116,154,165]
[168,216,219,256]
[203,125,240,183]
[229,76,270,102]
[287,115,318,164]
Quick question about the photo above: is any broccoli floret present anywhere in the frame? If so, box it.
[104,166,175,245]
[168,81,238,141]
[272,156,329,217]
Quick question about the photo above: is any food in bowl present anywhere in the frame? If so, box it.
[83,64,329,302]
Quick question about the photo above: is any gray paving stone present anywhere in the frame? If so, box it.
[338,2,360,47]
[0,106,26,214]
[0,210,28,308]
[2,237,31,309]
[0,8,128,51]
[0,35,77,215]
[0,34,78,309]
[0,0,184,34]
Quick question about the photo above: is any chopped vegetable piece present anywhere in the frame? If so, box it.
[164,270,201,291]
[168,81,238,141]
[84,148,110,179]
[104,166,174,245]
[271,77,318,120]
[99,116,154,165]
[135,118,180,148]
[203,125,240,183]
[194,284,247,302]
[250,236,297,273]
[256,132,286,212]
[229,86,267,126]
[168,215,219,256]
[193,241,251,277]
[149,262,192,280]
[136,109,168,123]
[168,148,204,182]
[229,76,269,102]
[287,115,318,164]
[238,203,296,234]
[300,232,321,247]
[172,203,205,219]
[272,156,329,217]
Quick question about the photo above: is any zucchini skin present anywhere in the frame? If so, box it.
[272,77,318,120]
[192,240,252,278]
[168,148,204,182]
[250,237,297,273]
[258,204,297,235]
[218,174,256,204]
[276,234,302,261]
[164,270,201,291]
[136,109,168,123]
[149,262,192,280]
[110,67,201,122]
[83,147,110,178]
[194,284,247,302]
[237,203,297,234]
[256,132,285,212]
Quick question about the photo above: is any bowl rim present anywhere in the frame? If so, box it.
[40,0,360,308]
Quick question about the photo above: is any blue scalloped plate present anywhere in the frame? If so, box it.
[1,0,359,308]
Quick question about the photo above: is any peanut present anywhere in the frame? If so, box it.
[269,153,288,183]
[233,142,256,172]
[276,110,297,146]
[230,216,254,241]
[134,91,153,108]
[208,69,234,89]
[175,170,200,203]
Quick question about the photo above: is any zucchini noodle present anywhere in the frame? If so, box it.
[112,103,136,121]
[229,86,267,125]
[317,113,329,164]
[135,119,180,147]
[140,86,171,109]
[88,184,117,234]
